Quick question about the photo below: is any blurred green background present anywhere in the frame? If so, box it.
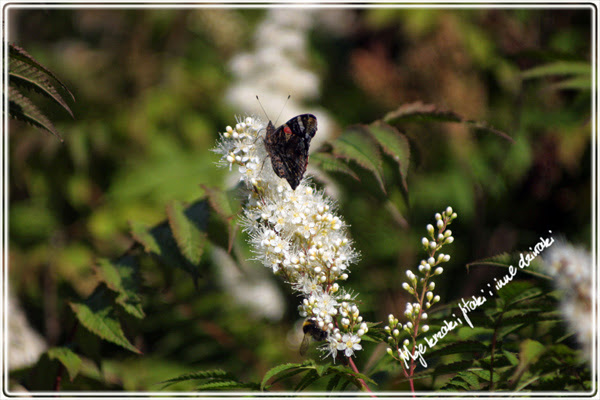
[7,6,592,391]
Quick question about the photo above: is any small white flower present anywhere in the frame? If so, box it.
[337,333,362,357]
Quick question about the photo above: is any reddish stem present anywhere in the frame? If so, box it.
[347,356,376,396]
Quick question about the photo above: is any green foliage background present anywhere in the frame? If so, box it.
[6,7,593,392]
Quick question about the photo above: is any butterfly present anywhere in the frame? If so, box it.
[264,114,318,190]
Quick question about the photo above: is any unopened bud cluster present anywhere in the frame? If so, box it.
[213,116,366,360]
[386,207,457,363]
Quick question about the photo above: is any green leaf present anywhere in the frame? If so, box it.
[521,61,590,79]
[326,373,342,391]
[47,347,82,382]
[129,200,210,279]
[294,369,320,392]
[69,284,141,354]
[433,359,474,376]
[384,102,462,124]
[368,122,410,179]
[261,362,305,390]
[510,339,546,385]
[161,369,232,388]
[384,101,514,143]
[310,152,360,181]
[427,340,488,358]
[166,200,207,266]
[9,43,75,102]
[95,256,144,319]
[332,125,386,193]
[202,185,242,252]
[129,220,160,254]
[457,371,481,388]
[9,57,74,118]
[8,85,63,140]
[196,380,252,390]
[466,252,551,281]
[502,350,519,366]
[551,76,591,90]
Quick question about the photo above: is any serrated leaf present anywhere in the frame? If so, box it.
[9,57,73,117]
[495,280,536,303]
[161,369,230,388]
[69,284,140,354]
[521,61,590,79]
[326,373,342,391]
[328,364,377,386]
[202,185,241,219]
[310,152,360,181]
[95,256,144,319]
[502,350,519,366]
[466,252,551,281]
[433,359,474,376]
[47,347,82,382]
[166,200,207,265]
[384,102,462,124]
[9,85,63,140]
[196,380,243,390]
[551,76,591,90]
[510,339,546,385]
[333,125,385,193]
[294,369,320,392]
[427,340,488,358]
[202,185,242,252]
[367,122,410,182]
[384,101,514,143]
[457,371,481,388]
[261,362,304,390]
[129,220,161,253]
[501,310,561,327]
[129,200,210,279]
[471,368,492,382]
[442,379,470,391]
[9,43,75,102]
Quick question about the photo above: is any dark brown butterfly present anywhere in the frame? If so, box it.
[264,114,318,190]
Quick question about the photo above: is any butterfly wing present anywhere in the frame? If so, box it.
[264,114,317,190]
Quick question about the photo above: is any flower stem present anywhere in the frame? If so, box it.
[347,356,375,396]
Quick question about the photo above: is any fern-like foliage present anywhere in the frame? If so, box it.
[8,43,75,140]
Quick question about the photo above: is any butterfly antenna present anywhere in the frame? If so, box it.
[274,95,291,125]
[255,95,270,122]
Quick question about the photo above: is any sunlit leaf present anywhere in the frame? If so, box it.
[166,200,207,266]
[95,256,144,319]
[69,285,140,354]
[47,347,82,382]
[8,86,62,140]
[310,152,360,181]
[332,125,385,193]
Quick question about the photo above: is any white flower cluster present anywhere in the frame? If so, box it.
[226,9,335,150]
[543,241,593,362]
[213,116,366,360]
[385,208,457,363]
